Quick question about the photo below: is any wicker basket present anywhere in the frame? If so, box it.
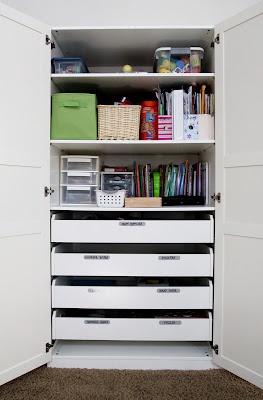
[98,105,141,140]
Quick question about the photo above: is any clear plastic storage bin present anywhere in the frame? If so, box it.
[101,172,134,197]
[51,57,89,73]
[154,47,204,73]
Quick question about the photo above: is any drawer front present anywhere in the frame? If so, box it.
[52,282,213,309]
[52,312,212,341]
[51,217,214,244]
[52,250,213,277]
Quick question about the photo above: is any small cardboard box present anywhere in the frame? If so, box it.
[125,197,162,208]
[183,114,214,140]
[158,115,172,140]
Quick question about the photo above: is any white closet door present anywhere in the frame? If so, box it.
[0,4,51,385]
[213,1,263,389]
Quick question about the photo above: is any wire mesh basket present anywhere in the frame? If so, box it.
[98,105,141,140]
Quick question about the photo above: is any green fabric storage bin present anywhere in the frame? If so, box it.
[51,93,97,140]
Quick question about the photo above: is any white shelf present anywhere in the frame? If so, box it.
[50,205,215,212]
[51,73,215,92]
[50,140,215,155]
[48,340,216,370]
[51,26,214,69]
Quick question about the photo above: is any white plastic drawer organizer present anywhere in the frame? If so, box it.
[51,244,213,277]
[52,310,212,341]
[52,277,213,309]
[51,213,214,243]
[60,156,100,205]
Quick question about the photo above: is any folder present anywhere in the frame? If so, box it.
[172,89,184,140]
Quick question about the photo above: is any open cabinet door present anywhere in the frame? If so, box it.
[0,4,51,385]
[213,1,263,389]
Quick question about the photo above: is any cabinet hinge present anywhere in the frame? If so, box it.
[45,35,55,49]
[211,34,220,47]
[212,344,219,355]
[46,342,53,353]
[211,192,221,203]
[44,186,54,197]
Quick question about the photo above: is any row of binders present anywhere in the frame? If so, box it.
[133,161,208,204]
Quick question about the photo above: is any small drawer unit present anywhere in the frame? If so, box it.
[51,277,213,309]
[51,243,214,277]
[52,309,212,341]
[101,172,134,197]
[60,156,100,205]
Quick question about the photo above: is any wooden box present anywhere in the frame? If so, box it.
[124,197,162,208]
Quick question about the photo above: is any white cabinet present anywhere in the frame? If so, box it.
[48,24,216,370]
[0,0,263,390]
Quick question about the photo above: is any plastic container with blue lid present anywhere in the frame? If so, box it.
[51,57,89,73]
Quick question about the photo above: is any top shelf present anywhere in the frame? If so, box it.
[51,26,215,72]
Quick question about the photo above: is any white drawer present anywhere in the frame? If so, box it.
[51,213,214,243]
[52,310,212,341]
[52,277,213,309]
[52,244,213,277]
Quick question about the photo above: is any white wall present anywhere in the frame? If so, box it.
[0,0,260,27]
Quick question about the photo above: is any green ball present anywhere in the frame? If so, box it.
[122,64,132,73]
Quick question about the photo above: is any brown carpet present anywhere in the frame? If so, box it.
[1,367,262,400]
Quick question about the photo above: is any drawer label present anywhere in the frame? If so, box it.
[119,222,145,226]
[159,321,182,325]
[84,320,110,324]
[84,255,110,260]
[157,289,180,293]
[158,256,181,260]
